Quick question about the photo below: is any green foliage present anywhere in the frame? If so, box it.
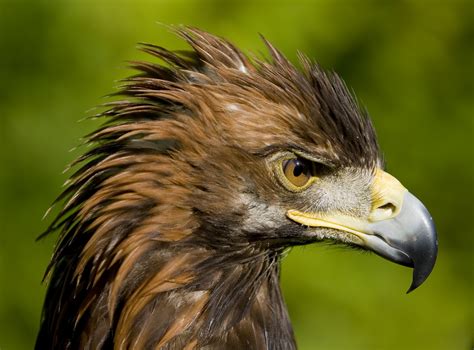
[0,1,471,349]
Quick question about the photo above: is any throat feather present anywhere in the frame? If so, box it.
[105,246,294,349]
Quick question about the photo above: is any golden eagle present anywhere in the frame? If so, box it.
[36,28,437,349]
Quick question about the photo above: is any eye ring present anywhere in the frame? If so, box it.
[276,156,318,192]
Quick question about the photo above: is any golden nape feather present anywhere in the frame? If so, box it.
[36,27,437,349]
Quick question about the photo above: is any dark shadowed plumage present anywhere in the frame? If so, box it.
[36,28,437,349]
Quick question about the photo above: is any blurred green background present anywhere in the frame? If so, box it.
[0,0,472,349]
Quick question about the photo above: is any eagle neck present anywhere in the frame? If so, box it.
[161,245,297,349]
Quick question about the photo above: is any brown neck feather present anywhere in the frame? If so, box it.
[37,236,295,349]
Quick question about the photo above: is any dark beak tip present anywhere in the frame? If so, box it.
[405,246,438,294]
[406,280,420,294]
[406,275,428,294]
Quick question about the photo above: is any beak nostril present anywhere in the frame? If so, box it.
[370,202,397,222]
[379,202,396,213]
[370,168,406,221]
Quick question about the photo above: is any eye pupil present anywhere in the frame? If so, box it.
[293,162,304,177]
[282,157,315,189]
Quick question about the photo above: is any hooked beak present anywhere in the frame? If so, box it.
[287,169,438,292]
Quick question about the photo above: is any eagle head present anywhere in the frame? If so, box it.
[36,28,437,349]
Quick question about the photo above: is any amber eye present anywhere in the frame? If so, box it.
[282,157,314,188]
